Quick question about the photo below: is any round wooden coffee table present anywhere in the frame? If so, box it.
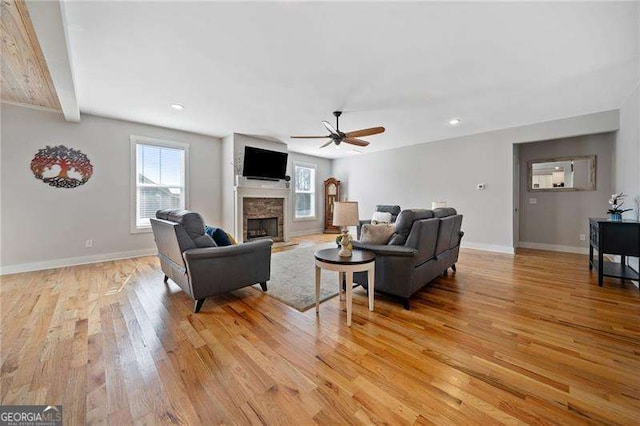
[314,248,375,326]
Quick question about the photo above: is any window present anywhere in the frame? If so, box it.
[130,136,189,233]
[294,163,316,219]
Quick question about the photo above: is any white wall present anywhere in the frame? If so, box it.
[332,110,619,253]
[0,104,222,273]
[518,133,614,253]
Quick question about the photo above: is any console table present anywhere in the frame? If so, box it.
[589,218,640,287]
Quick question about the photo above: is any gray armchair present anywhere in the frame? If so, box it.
[353,208,463,309]
[357,204,401,239]
[150,209,272,313]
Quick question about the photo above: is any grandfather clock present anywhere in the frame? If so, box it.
[323,178,341,234]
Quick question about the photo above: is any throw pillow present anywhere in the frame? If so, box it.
[371,211,392,225]
[360,224,395,245]
[225,232,237,245]
[205,226,233,247]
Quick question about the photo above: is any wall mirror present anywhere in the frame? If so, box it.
[528,155,596,192]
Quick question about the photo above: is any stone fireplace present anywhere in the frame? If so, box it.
[235,186,289,243]
[243,197,284,242]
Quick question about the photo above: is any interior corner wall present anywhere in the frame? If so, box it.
[221,134,235,233]
[614,84,640,220]
[332,110,619,253]
[0,104,222,273]
[518,133,614,252]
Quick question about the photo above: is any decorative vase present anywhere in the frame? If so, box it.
[609,212,622,221]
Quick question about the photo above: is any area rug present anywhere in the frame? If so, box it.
[253,242,345,311]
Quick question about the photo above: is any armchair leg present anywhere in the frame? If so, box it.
[163,274,169,283]
[194,298,205,313]
[259,282,268,291]
[402,298,411,310]
[451,264,457,272]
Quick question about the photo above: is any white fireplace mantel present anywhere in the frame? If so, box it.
[234,185,290,242]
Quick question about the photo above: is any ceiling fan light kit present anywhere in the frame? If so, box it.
[291,110,385,149]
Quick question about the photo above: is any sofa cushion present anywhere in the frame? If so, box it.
[433,207,457,218]
[360,224,395,245]
[405,218,440,265]
[449,215,463,249]
[156,209,216,248]
[388,209,434,245]
[435,215,456,256]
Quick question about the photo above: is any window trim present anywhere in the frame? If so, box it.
[293,161,318,222]
[130,135,190,234]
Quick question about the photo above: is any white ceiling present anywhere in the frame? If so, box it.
[63,1,639,158]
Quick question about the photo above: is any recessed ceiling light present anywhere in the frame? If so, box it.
[350,149,362,154]
[448,118,461,126]
[555,166,560,170]
[170,103,184,111]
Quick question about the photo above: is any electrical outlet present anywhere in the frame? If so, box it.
[529,198,537,204]
[579,234,586,241]
[85,239,93,248]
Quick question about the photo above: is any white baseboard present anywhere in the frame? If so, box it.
[288,228,325,237]
[517,241,589,254]
[0,248,158,275]
[461,241,515,254]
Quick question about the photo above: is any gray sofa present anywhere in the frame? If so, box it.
[150,209,272,313]
[352,208,463,309]
[357,205,401,239]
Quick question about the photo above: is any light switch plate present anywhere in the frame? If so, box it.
[529,198,537,204]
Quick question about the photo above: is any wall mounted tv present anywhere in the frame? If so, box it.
[242,146,288,181]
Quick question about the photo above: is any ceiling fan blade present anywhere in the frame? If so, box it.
[343,138,370,147]
[319,140,334,149]
[322,120,339,136]
[290,135,331,139]
[345,126,385,138]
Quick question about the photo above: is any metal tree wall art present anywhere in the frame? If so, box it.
[30,145,94,188]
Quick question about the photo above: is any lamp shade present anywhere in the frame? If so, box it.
[333,201,359,227]
[431,201,447,209]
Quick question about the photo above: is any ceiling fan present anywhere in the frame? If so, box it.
[291,111,385,149]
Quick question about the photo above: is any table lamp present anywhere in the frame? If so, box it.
[333,201,359,257]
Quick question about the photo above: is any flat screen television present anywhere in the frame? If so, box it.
[242,146,288,181]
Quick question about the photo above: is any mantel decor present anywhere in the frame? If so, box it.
[31,145,93,188]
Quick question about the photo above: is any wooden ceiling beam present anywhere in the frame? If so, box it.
[24,0,80,122]
[1,0,61,110]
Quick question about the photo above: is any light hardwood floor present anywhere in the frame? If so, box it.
[1,236,639,425]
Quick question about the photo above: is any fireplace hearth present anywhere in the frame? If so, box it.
[246,217,279,241]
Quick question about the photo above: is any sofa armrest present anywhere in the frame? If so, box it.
[353,241,417,257]
[183,239,273,261]
[182,239,272,299]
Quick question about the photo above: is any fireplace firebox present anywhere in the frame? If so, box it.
[246,217,278,241]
